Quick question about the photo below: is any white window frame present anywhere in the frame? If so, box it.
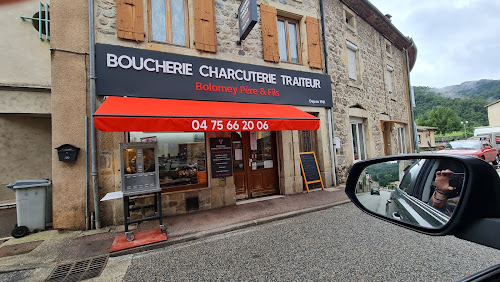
[398,126,407,154]
[350,117,367,161]
[346,41,358,81]
[386,65,394,93]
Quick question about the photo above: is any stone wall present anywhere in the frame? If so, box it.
[323,1,412,182]
[94,0,322,71]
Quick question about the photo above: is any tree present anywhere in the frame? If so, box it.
[413,86,490,127]
[416,106,461,134]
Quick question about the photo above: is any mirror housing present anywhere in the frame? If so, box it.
[346,154,500,249]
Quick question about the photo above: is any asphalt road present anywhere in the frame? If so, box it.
[121,203,500,281]
[357,190,391,216]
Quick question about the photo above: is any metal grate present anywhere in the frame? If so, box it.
[46,255,108,282]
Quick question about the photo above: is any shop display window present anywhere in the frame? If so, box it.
[130,132,207,189]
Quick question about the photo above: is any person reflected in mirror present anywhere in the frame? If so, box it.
[428,169,459,216]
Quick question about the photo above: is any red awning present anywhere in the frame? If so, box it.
[93,97,319,132]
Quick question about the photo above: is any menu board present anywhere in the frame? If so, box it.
[210,138,233,178]
[299,152,324,192]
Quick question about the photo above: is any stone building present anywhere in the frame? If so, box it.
[48,0,416,230]
[0,0,52,207]
[323,0,417,182]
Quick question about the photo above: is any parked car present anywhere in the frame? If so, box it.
[346,154,500,280]
[469,132,500,151]
[370,187,380,195]
[436,139,499,165]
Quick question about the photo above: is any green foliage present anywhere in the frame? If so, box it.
[414,86,490,128]
[435,131,473,142]
[416,106,462,134]
[366,162,399,188]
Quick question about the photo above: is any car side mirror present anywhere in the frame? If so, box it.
[484,146,491,149]
[345,154,500,249]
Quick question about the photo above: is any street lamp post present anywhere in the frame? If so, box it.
[461,121,469,138]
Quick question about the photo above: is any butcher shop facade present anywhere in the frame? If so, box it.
[93,43,333,224]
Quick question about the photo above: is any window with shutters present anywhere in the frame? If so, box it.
[346,40,358,81]
[277,17,301,64]
[386,65,394,93]
[260,5,320,68]
[148,0,189,46]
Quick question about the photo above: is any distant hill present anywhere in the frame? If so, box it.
[431,79,500,101]
[414,79,500,127]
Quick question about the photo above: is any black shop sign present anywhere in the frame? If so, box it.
[238,0,257,41]
[210,138,233,178]
[95,44,332,107]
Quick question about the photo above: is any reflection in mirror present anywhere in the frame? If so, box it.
[355,158,466,229]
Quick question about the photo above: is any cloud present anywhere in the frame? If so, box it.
[368,0,500,87]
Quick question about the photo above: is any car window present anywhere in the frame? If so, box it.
[399,160,425,195]
[445,141,480,150]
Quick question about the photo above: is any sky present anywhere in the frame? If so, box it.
[368,0,500,88]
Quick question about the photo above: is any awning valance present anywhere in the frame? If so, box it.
[93,97,319,132]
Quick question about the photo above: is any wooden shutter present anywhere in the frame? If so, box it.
[116,0,145,41]
[193,0,217,53]
[260,5,279,63]
[306,16,322,69]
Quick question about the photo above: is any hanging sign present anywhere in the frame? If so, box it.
[238,0,258,41]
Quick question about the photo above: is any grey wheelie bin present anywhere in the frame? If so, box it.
[6,179,52,238]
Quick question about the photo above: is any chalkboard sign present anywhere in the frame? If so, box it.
[299,152,324,192]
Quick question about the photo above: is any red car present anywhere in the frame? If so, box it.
[436,139,499,165]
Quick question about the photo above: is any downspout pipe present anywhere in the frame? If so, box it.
[405,45,418,153]
[85,117,90,230]
[89,0,101,229]
[320,0,338,186]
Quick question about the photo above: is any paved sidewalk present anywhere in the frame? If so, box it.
[0,186,349,281]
